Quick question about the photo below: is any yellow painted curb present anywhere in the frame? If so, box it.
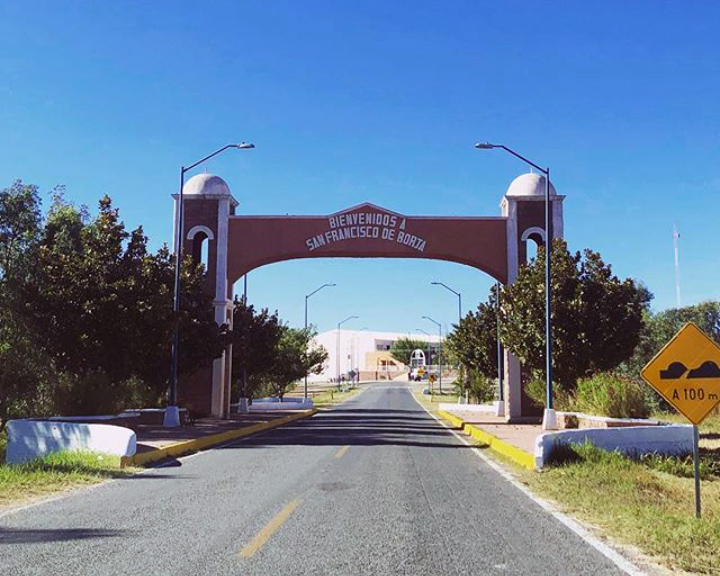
[437,410,466,430]
[437,410,535,470]
[130,409,318,467]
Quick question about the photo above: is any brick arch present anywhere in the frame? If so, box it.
[226,203,508,293]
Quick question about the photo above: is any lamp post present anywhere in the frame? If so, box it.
[165,142,255,428]
[304,283,336,399]
[422,316,443,394]
[495,281,504,416]
[336,315,359,384]
[475,142,554,429]
[431,282,462,324]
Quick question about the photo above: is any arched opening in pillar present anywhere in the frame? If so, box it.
[187,225,215,271]
[520,226,546,265]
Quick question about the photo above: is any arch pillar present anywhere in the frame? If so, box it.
[501,178,565,421]
[172,179,238,418]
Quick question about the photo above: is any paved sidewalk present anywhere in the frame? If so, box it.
[444,409,542,455]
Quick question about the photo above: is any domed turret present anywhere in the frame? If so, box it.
[183,173,232,197]
[505,173,557,197]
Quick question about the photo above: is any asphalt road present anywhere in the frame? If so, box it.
[0,384,631,576]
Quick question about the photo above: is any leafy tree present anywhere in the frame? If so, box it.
[500,240,650,393]
[22,194,224,414]
[0,181,51,428]
[446,285,500,381]
[230,300,282,399]
[263,326,328,399]
[389,337,429,366]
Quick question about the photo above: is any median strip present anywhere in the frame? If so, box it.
[129,409,318,467]
[239,499,303,558]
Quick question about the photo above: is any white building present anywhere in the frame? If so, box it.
[309,329,442,382]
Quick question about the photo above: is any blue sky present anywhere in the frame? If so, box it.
[1,1,718,335]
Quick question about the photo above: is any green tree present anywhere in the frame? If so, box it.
[0,181,50,428]
[500,240,650,393]
[263,326,328,399]
[446,285,500,381]
[230,300,282,399]
[389,337,429,366]
[23,194,224,414]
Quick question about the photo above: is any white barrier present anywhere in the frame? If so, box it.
[439,402,496,413]
[248,398,314,411]
[5,420,137,465]
[534,425,693,469]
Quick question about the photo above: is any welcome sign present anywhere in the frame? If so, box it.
[227,202,508,284]
[305,207,427,252]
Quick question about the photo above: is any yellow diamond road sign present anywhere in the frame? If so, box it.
[641,322,720,425]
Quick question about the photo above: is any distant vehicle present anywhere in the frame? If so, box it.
[410,367,428,382]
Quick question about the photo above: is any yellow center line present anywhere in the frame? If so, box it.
[239,499,303,558]
[335,445,350,459]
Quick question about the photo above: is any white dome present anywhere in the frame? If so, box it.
[506,173,557,197]
[183,173,231,196]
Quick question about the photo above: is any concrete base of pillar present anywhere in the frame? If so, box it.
[163,406,181,428]
[494,400,505,418]
[542,408,558,431]
[236,398,249,413]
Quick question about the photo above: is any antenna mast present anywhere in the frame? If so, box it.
[673,224,681,307]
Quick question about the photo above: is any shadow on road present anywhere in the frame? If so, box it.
[218,406,468,451]
[0,527,131,544]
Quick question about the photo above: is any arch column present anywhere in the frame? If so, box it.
[501,182,565,421]
[172,173,238,419]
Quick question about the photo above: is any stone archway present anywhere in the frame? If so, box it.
[172,172,564,421]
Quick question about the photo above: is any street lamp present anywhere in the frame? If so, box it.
[336,315,359,383]
[304,283,336,399]
[431,281,462,324]
[164,142,255,428]
[414,328,430,336]
[475,141,555,429]
[422,316,443,394]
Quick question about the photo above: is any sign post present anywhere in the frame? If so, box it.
[640,322,720,519]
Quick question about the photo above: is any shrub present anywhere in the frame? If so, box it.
[525,375,574,411]
[575,372,650,418]
[454,367,496,403]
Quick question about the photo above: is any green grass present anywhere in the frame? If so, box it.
[312,386,363,408]
[523,442,720,574]
[0,449,137,508]
[411,385,459,413]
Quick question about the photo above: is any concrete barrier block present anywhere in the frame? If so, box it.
[248,399,314,411]
[438,402,496,413]
[535,425,693,469]
[6,420,137,465]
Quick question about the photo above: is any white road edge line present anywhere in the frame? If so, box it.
[409,387,649,576]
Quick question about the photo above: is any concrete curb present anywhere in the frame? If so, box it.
[437,409,535,470]
[127,409,318,467]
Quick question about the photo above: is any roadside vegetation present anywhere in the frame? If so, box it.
[523,442,720,575]
[310,386,364,409]
[442,256,720,574]
[0,181,328,431]
[0,448,137,508]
